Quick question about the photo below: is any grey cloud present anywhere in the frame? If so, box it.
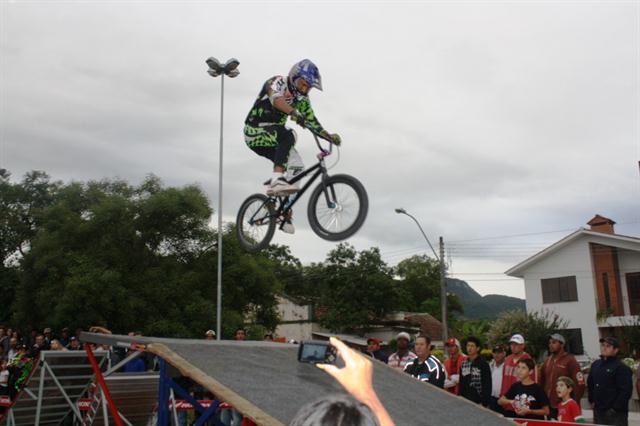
[2,2,638,299]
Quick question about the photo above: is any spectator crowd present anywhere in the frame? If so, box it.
[1,323,639,426]
[366,331,638,425]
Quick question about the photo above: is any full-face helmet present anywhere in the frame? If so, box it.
[288,59,323,93]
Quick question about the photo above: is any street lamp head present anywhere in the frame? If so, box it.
[206,57,240,78]
[223,58,240,72]
[206,57,224,72]
[395,208,407,214]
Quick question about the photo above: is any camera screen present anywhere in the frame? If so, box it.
[300,343,328,362]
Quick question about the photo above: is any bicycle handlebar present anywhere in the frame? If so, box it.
[309,129,334,157]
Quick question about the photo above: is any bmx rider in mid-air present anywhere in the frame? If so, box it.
[243,59,341,234]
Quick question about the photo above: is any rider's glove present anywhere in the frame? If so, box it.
[330,133,342,146]
[289,109,305,126]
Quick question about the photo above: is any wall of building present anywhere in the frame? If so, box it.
[274,296,329,342]
[522,236,601,357]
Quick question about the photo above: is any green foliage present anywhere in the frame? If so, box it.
[3,171,287,338]
[457,319,491,341]
[395,255,463,323]
[480,348,493,362]
[305,244,397,333]
[619,316,640,358]
[486,309,569,360]
[394,255,440,311]
[431,348,445,362]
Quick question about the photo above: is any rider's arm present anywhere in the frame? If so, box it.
[266,76,295,115]
[294,97,326,135]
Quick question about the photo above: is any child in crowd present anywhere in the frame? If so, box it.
[0,360,9,396]
[498,358,550,420]
[556,376,585,423]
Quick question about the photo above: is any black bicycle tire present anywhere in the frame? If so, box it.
[307,174,368,241]
[236,193,277,252]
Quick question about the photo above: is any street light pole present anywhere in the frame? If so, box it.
[216,73,224,342]
[395,208,448,343]
[206,57,240,340]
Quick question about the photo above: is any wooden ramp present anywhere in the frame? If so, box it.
[81,332,513,426]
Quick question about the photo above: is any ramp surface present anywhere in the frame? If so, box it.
[81,332,513,426]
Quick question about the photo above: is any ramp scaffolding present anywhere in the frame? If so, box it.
[1,347,159,426]
[1,349,109,426]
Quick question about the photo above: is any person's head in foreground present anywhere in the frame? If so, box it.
[289,394,379,426]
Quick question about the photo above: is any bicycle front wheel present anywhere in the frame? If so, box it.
[236,194,276,252]
[307,174,368,241]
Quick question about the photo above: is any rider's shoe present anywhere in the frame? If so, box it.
[267,177,299,196]
[281,220,295,234]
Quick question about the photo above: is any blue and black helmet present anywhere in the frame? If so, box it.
[288,59,323,92]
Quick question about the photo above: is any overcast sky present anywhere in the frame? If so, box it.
[2,1,639,299]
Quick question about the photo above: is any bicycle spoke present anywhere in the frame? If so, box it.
[314,182,360,233]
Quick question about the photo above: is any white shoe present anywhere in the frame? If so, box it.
[266,177,299,196]
[281,221,295,234]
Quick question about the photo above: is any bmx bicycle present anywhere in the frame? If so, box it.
[236,130,368,252]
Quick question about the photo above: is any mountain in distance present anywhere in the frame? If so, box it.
[446,278,525,320]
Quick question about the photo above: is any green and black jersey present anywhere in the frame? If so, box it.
[244,76,325,148]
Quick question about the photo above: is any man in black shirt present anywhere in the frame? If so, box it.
[459,336,492,407]
[588,336,633,426]
[403,335,445,388]
[499,358,550,420]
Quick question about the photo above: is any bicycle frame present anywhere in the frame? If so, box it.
[247,132,337,231]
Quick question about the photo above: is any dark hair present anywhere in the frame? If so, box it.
[289,394,379,426]
[466,336,481,348]
[518,358,535,371]
[416,334,431,344]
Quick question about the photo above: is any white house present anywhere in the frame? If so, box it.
[506,215,640,358]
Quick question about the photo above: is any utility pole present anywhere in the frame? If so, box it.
[439,236,448,343]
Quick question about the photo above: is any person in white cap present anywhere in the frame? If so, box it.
[204,330,216,340]
[386,332,417,371]
[500,333,534,417]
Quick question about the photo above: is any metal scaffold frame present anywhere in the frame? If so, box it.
[2,349,109,426]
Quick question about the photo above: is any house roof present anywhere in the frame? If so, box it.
[505,228,640,278]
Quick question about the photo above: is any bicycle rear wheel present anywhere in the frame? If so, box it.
[236,194,277,252]
[307,174,368,241]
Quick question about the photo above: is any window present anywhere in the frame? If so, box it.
[627,273,640,315]
[560,328,584,355]
[603,272,611,309]
[541,276,578,303]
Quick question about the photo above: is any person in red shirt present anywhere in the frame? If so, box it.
[443,337,466,394]
[500,334,534,416]
[556,376,585,423]
[539,333,585,419]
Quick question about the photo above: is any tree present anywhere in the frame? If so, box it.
[394,254,463,323]
[8,173,288,338]
[308,244,397,333]
[486,309,569,360]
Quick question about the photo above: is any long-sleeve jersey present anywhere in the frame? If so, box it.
[245,76,325,135]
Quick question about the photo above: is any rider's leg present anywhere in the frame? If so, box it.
[244,125,298,195]
[268,128,298,195]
